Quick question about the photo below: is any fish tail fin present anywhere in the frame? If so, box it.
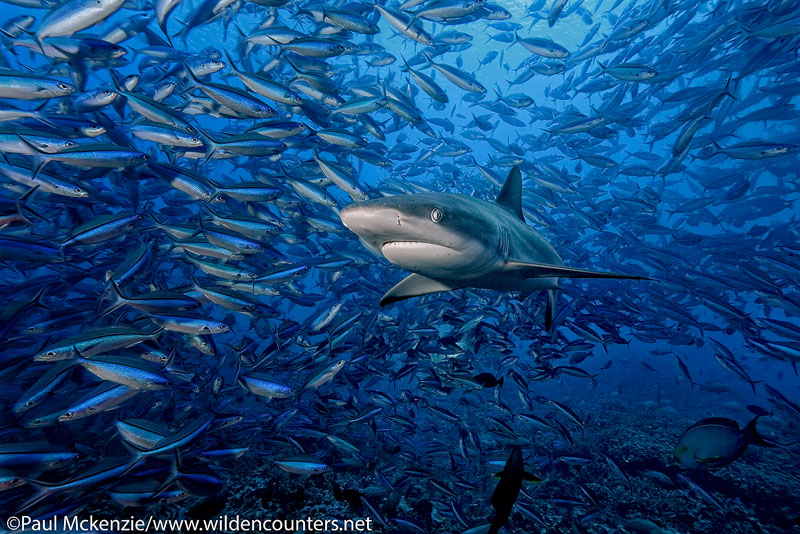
[191,124,219,165]
[120,440,148,464]
[15,184,44,225]
[15,480,55,514]
[13,133,48,179]
[163,26,175,48]
[188,270,202,290]
[744,416,775,448]
[722,75,736,100]
[493,85,503,103]
[98,280,127,318]
[146,210,164,227]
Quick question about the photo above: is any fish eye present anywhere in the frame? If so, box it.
[46,351,55,358]
[430,207,443,223]
[26,400,34,406]
[63,411,73,418]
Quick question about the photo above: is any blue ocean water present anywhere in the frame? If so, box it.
[0,0,799,533]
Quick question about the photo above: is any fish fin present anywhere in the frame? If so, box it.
[505,260,653,281]
[495,165,525,221]
[522,471,542,483]
[379,274,463,306]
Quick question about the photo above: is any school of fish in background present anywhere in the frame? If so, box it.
[0,0,799,531]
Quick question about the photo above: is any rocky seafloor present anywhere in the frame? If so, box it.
[92,394,800,534]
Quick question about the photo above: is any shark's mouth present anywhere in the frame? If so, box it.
[381,241,463,271]
[381,241,457,253]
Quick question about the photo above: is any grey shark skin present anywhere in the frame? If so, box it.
[339,166,649,322]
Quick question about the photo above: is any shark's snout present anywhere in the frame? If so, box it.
[339,203,377,235]
[339,201,402,239]
[338,203,357,231]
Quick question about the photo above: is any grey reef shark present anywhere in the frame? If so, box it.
[339,165,652,329]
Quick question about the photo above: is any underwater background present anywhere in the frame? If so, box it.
[0,0,799,532]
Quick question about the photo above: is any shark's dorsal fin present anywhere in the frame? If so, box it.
[496,165,525,222]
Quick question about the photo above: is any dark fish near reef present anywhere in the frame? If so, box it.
[674,417,781,470]
[489,445,540,534]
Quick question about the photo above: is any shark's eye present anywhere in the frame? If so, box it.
[430,207,443,223]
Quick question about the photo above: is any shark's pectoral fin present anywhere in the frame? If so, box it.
[506,260,654,281]
[379,274,464,306]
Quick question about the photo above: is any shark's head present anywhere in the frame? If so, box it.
[339,193,501,279]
